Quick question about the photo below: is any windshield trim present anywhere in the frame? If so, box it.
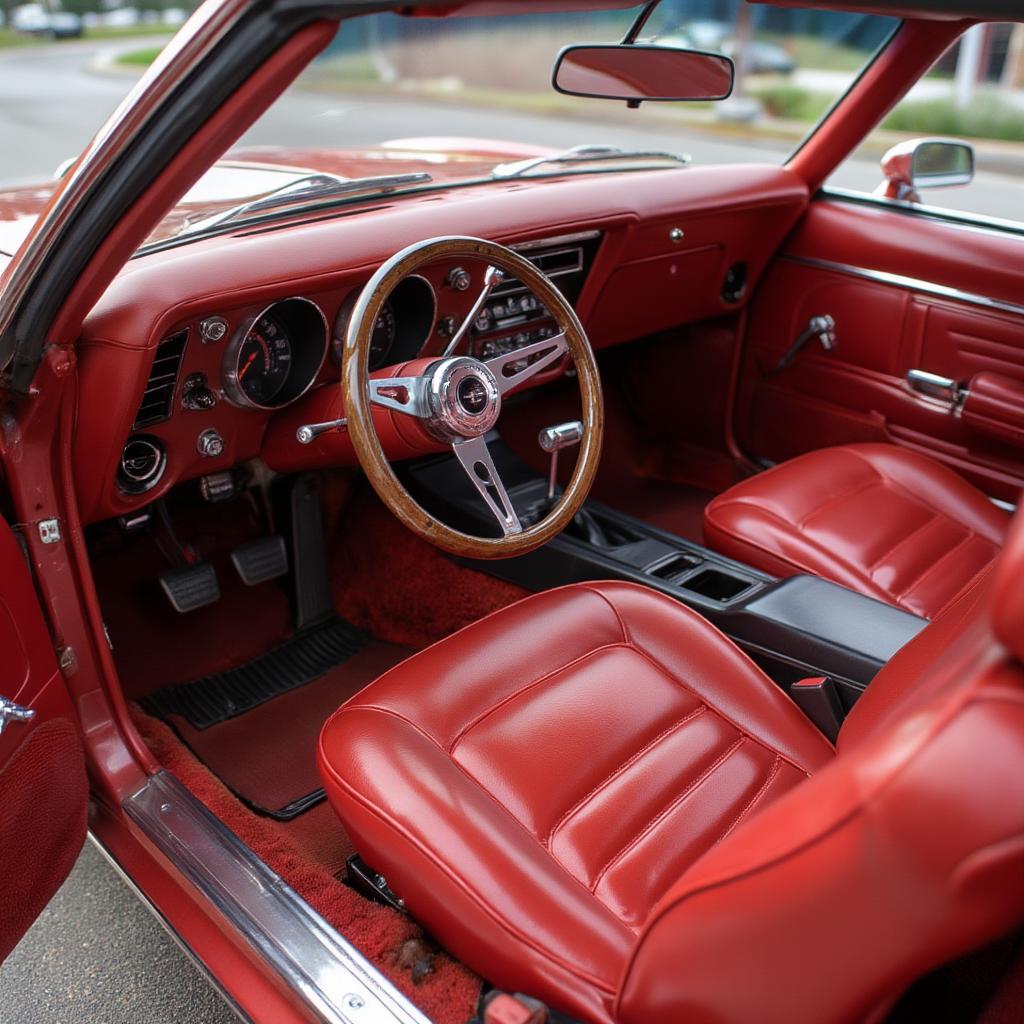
[784,18,904,170]
[132,163,685,258]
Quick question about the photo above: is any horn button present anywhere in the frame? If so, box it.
[427,357,502,440]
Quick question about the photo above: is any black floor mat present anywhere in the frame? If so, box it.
[138,616,370,730]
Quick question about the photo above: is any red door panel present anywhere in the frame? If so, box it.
[0,514,88,962]
[738,197,1024,502]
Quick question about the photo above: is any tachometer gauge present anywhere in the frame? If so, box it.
[368,301,397,371]
[223,297,328,410]
[236,313,292,406]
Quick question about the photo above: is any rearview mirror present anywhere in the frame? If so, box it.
[552,44,734,104]
[878,138,975,203]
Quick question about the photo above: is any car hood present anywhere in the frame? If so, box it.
[0,137,552,261]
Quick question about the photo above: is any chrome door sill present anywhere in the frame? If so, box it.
[124,769,432,1024]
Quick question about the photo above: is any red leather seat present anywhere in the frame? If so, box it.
[319,513,1024,1024]
[703,443,1009,619]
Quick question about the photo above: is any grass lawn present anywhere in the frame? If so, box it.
[0,24,174,50]
[116,44,165,66]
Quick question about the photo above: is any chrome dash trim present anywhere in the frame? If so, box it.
[123,770,430,1024]
[511,230,601,252]
[783,255,1024,320]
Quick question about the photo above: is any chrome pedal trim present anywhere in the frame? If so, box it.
[123,770,430,1024]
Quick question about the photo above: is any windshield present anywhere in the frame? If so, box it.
[0,2,897,254]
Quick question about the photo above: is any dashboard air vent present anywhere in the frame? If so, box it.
[134,329,187,428]
[117,435,166,495]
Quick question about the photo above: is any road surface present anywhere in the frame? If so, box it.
[0,39,1021,218]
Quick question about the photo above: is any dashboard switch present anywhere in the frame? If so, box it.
[196,428,225,459]
[446,267,471,292]
[182,373,217,411]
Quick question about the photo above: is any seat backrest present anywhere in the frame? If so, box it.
[617,508,1024,1024]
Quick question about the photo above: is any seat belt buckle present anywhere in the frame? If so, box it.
[481,992,549,1024]
[789,675,844,743]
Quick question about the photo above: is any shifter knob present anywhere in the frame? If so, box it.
[538,420,583,499]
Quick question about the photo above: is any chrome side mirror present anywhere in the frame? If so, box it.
[552,44,734,105]
[877,138,974,204]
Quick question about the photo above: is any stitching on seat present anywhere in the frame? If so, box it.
[590,735,747,893]
[448,642,631,755]
[866,512,939,572]
[712,755,783,848]
[628,644,815,775]
[894,529,974,605]
[796,476,883,529]
[545,704,709,849]
[320,707,624,993]
[580,584,630,643]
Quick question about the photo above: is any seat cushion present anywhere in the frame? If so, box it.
[703,443,1009,619]
[318,582,833,1023]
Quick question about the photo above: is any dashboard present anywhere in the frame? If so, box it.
[74,163,809,525]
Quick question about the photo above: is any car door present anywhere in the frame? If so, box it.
[735,192,1024,506]
[0,510,88,962]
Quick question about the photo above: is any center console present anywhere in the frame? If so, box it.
[405,437,928,708]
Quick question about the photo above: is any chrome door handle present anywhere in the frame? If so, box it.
[906,369,965,409]
[0,695,35,736]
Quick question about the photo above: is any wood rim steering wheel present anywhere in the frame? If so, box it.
[341,236,604,559]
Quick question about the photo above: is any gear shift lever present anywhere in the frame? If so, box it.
[538,421,583,500]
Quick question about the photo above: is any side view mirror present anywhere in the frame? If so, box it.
[877,138,975,204]
[552,44,734,105]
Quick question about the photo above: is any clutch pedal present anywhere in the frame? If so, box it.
[159,562,220,613]
[231,536,288,586]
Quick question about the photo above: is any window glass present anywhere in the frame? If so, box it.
[826,24,1024,223]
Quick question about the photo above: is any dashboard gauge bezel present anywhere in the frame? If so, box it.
[333,273,437,370]
[222,296,329,411]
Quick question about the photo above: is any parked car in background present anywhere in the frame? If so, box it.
[662,18,796,73]
[11,3,82,38]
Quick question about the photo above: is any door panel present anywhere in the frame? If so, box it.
[0,514,87,962]
[738,197,1024,502]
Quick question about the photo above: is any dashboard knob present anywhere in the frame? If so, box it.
[196,428,225,459]
[446,267,472,292]
[199,316,229,343]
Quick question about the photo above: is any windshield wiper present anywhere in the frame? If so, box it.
[491,144,690,180]
[177,171,433,236]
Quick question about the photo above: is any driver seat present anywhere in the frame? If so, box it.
[318,512,1024,1024]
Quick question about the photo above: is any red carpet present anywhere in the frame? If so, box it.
[134,710,481,1024]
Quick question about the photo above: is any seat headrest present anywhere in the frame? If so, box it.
[992,500,1024,662]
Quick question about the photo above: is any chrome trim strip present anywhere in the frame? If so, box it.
[511,230,601,252]
[86,832,251,1024]
[123,770,430,1024]
[822,187,1024,241]
[783,255,1024,320]
[992,497,1017,514]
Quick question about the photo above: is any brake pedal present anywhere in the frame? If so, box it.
[231,536,288,586]
[159,562,220,613]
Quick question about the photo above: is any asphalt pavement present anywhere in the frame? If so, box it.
[0,839,238,1024]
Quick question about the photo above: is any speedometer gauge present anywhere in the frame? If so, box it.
[368,302,397,370]
[236,313,292,406]
[223,297,328,410]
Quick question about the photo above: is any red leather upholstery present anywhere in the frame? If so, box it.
[320,513,1024,1024]
[318,582,832,1023]
[703,443,1009,619]
[962,372,1024,449]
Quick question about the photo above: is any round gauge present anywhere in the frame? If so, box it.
[236,312,292,406]
[333,274,437,369]
[368,301,397,371]
[223,297,328,410]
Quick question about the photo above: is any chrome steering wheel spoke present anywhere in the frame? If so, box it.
[368,375,431,417]
[485,332,568,395]
[452,434,522,536]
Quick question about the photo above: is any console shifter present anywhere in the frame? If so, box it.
[538,421,583,500]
